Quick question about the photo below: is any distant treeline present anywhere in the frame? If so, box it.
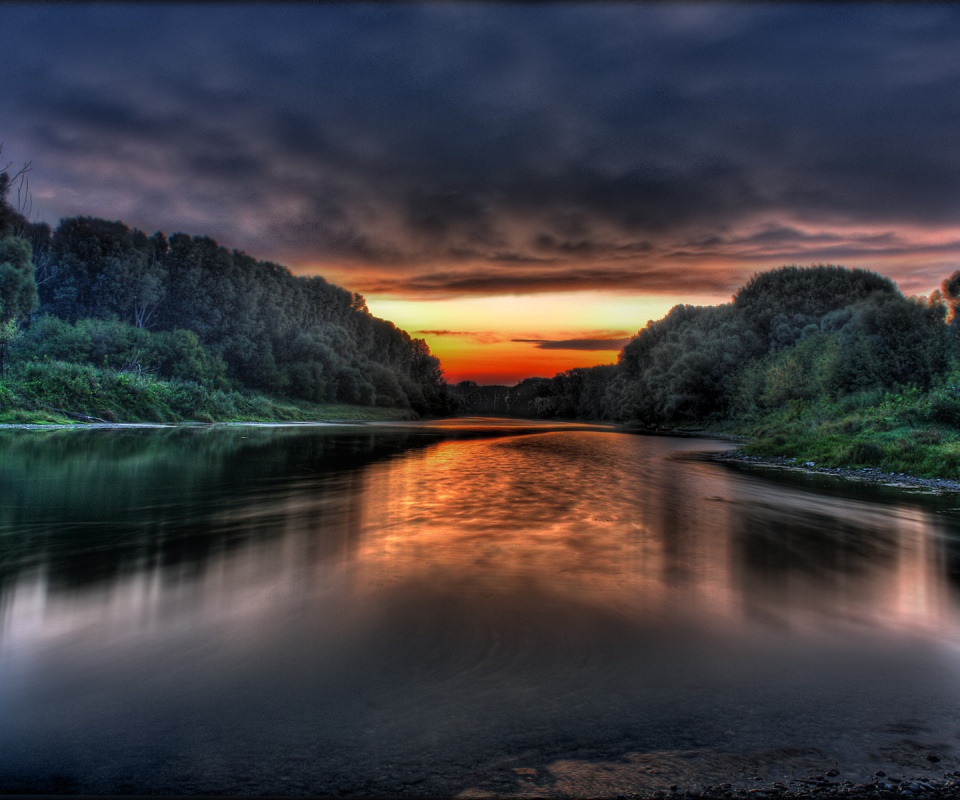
[0,169,453,416]
[450,265,960,426]
[450,370,616,418]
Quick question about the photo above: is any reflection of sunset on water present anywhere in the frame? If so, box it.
[4,430,960,656]
[889,512,953,634]
[3,425,960,795]
[355,434,697,603]
[347,431,960,643]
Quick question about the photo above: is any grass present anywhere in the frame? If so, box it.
[722,385,960,479]
[0,360,417,425]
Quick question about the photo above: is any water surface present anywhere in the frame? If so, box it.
[1,421,959,795]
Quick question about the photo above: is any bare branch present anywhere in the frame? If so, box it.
[1,144,35,237]
[0,143,33,191]
[17,172,32,222]
[8,160,32,188]
[33,251,59,286]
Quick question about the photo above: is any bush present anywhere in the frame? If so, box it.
[840,440,884,467]
[928,382,960,425]
[13,316,229,388]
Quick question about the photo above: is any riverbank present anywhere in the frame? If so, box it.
[0,360,417,425]
[531,771,960,799]
[700,450,960,494]
[0,407,416,426]
[719,388,960,482]
[621,414,960,492]
[669,773,960,799]
[0,418,405,430]
[459,742,960,799]
[615,383,960,488]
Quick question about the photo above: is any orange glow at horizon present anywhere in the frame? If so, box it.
[427,340,622,385]
[364,291,713,385]
[300,235,960,385]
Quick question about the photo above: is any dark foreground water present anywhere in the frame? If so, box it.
[1,420,960,796]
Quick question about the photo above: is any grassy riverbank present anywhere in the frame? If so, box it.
[717,382,960,480]
[0,361,416,424]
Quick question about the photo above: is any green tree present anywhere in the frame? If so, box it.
[0,236,38,374]
[941,271,960,328]
[733,264,897,349]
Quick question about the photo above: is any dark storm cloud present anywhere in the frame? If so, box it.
[666,227,960,266]
[356,263,743,297]
[416,329,503,344]
[512,337,633,351]
[4,4,960,296]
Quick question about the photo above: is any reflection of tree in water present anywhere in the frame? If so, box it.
[734,502,898,577]
[0,427,441,601]
[728,500,956,630]
[925,509,960,589]
[945,535,960,586]
[653,457,694,585]
[645,451,735,596]
[721,460,960,596]
[0,424,586,610]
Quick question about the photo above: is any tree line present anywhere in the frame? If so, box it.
[0,163,453,416]
[7,155,955,427]
[449,264,960,426]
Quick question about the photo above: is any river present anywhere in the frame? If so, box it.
[1,420,959,795]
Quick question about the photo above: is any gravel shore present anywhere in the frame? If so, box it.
[633,773,960,799]
[702,451,960,495]
[458,759,960,799]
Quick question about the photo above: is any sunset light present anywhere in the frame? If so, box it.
[4,5,960,385]
[7,5,960,798]
[365,291,698,383]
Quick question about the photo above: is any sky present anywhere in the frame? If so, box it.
[3,4,960,384]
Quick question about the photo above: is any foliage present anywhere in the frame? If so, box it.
[12,315,230,387]
[506,377,555,417]
[0,232,38,375]
[521,265,952,431]
[613,303,761,422]
[0,235,38,324]
[24,216,451,415]
[447,381,512,415]
[732,264,898,349]
[0,359,416,424]
[1,157,449,421]
[734,384,960,480]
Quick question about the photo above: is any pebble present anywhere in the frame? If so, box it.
[709,453,960,494]
[635,774,960,799]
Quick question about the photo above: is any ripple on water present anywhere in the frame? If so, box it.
[1,425,959,793]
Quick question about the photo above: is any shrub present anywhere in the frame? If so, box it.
[13,316,229,388]
[842,440,883,466]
